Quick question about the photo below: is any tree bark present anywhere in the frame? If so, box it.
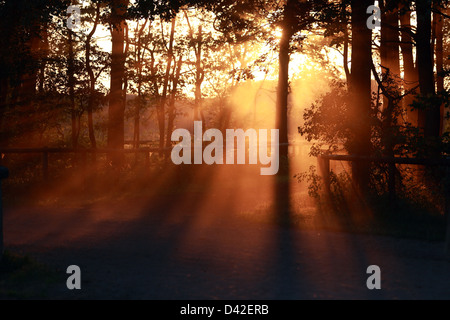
[166,55,183,150]
[342,2,351,85]
[194,25,203,123]
[133,20,148,149]
[276,0,296,177]
[185,11,205,125]
[20,28,40,145]
[68,30,78,149]
[380,1,400,158]
[86,3,101,150]
[158,16,176,152]
[400,5,418,126]
[38,27,49,95]
[349,0,373,194]
[416,0,439,140]
[123,23,129,116]
[434,3,444,134]
[380,1,400,83]
[108,0,128,165]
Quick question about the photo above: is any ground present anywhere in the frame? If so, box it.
[2,164,450,299]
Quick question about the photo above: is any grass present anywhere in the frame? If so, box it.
[2,161,214,208]
[0,251,61,299]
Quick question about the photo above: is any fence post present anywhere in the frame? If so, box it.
[318,155,331,195]
[0,166,9,261]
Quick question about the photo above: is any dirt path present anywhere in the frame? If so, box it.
[3,165,450,299]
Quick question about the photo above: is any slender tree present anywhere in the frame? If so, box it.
[379,1,401,158]
[132,19,148,149]
[159,16,176,151]
[400,3,418,126]
[416,0,440,142]
[85,2,102,149]
[434,2,445,134]
[68,29,79,148]
[276,0,296,176]
[108,0,129,164]
[184,11,205,124]
[165,54,183,149]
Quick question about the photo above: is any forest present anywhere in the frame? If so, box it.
[0,0,449,300]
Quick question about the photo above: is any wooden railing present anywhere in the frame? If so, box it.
[0,147,166,180]
[318,154,450,200]
[0,142,313,180]
[317,153,450,257]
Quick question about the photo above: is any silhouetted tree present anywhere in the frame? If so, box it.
[108,0,129,164]
[348,0,373,194]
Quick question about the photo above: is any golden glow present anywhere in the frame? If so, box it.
[274,27,283,40]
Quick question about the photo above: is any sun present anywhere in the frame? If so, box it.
[274,27,283,40]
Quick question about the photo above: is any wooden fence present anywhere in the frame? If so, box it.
[0,147,167,180]
[0,142,314,180]
[318,154,450,200]
[318,153,450,257]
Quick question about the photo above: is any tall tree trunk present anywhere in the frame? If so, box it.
[21,33,39,104]
[38,27,49,95]
[342,2,351,85]
[380,1,400,158]
[123,23,129,116]
[184,11,205,124]
[68,30,78,148]
[434,3,444,134]
[416,0,439,141]
[274,0,296,223]
[86,3,101,150]
[276,0,295,176]
[133,20,148,149]
[159,16,176,152]
[434,8,444,93]
[20,29,40,145]
[194,25,203,123]
[108,0,128,165]
[349,0,373,194]
[165,55,183,150]
[134,32,140,149]
[149,49,161,146]
[400,5,418,126]
[134,24,140,149]
[380,1,400,86]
